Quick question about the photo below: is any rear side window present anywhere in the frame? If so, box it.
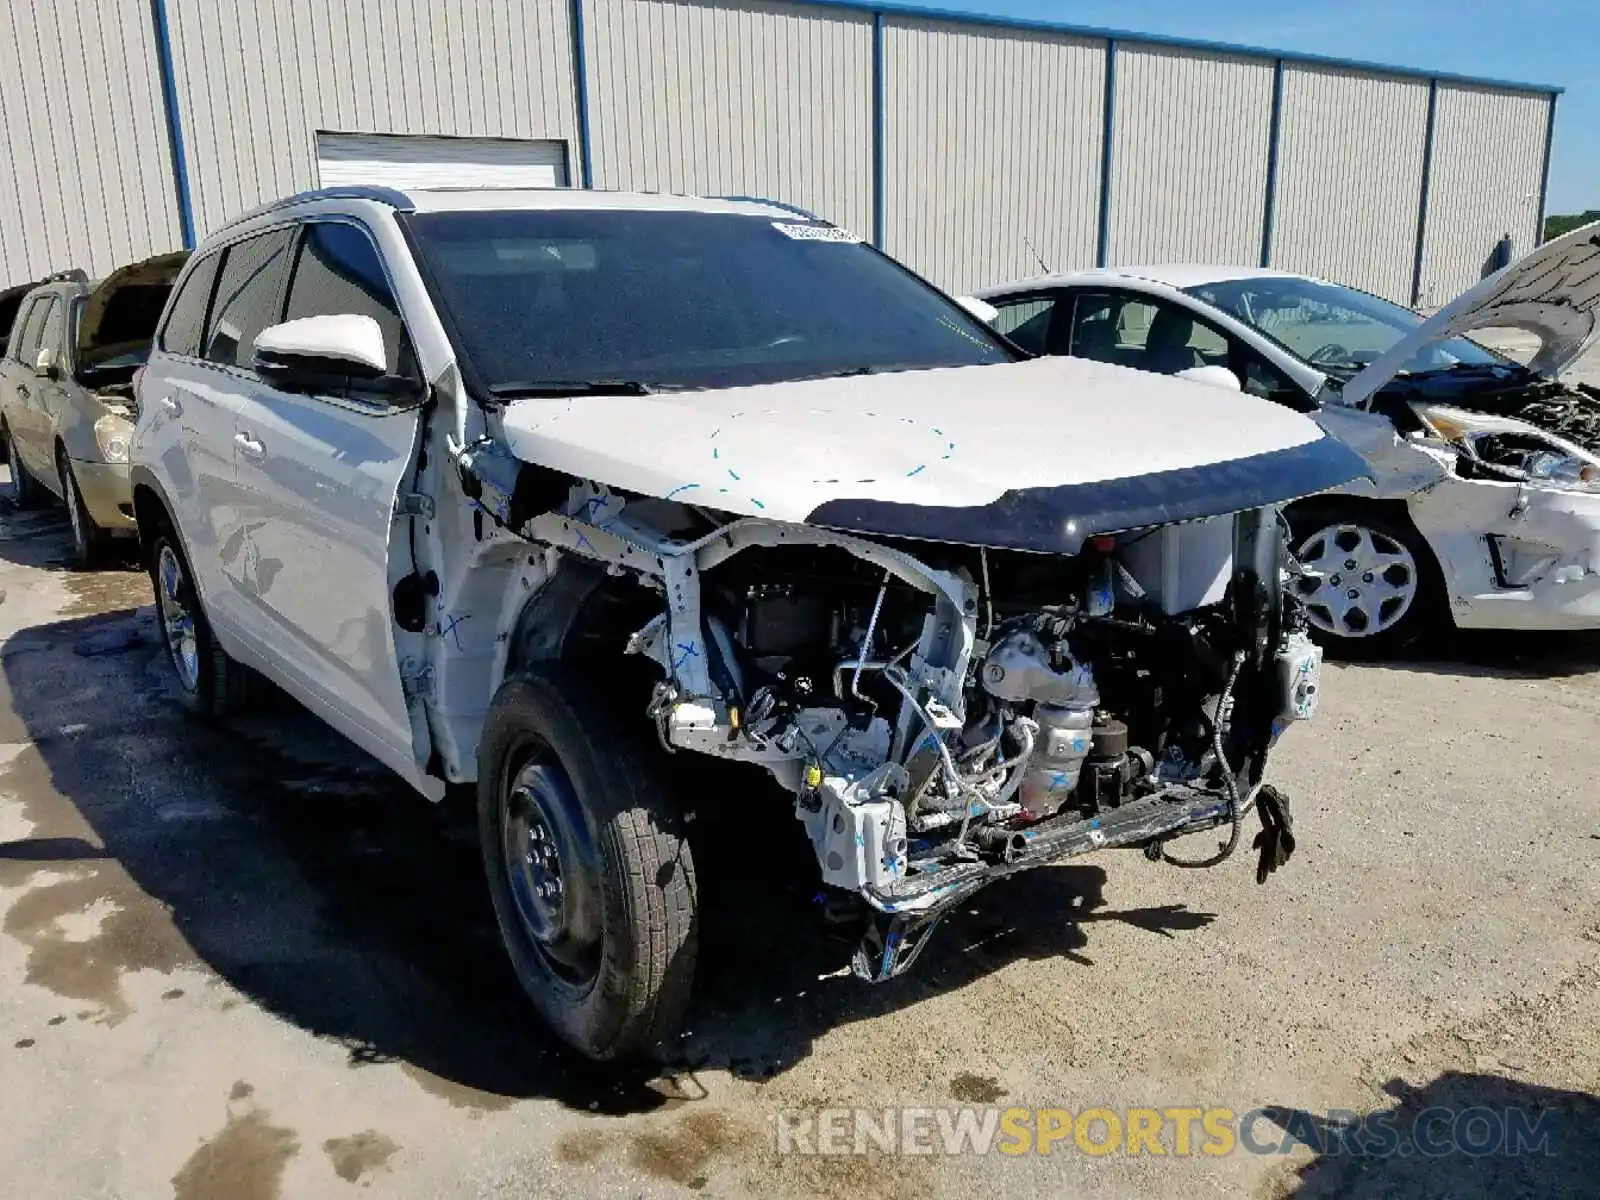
[159,252,222,357]
[283,222,411,376]
[8,299,43,363]
[0,292,28,356]
[203,229,294,368]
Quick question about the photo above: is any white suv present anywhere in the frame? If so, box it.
[132,187,1365,1060]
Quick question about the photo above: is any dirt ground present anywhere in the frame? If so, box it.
[1,355,1598,1198]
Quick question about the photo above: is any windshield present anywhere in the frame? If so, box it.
[1183,276,1510,381]
[403,208,1012,393]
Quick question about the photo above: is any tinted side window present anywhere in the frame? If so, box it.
[204,229,294,368]
[283,222,411,376]
[159,251,222,357]
[990,295,1060,355]
[0,292,27,357]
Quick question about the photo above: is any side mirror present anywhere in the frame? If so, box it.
[32,347,58,379]
[954,295,1000,324]
[1175,364,1242,392]
[253,314,388,391]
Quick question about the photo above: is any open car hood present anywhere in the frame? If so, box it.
[1340,219,1600,409]
[499,356,1368,555]
[74,250,189,378]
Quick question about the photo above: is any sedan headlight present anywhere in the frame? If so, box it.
[93,413,133,464]
[1409,402,1600,493]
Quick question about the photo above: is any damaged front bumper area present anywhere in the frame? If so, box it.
[459,448,1328,985]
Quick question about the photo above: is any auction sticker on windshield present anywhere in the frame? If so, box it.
[772,222,861,243]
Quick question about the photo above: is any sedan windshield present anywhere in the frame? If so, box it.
[403,208,1012,393]
[1183,276,1510,380]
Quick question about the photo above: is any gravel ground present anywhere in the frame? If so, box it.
[1,353,1598,1199]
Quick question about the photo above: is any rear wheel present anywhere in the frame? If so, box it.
[1290,508,1438,653]
[478,665,697,1061]
[3,424,42,509]
[148,522,251,716]
[60,456,111,568]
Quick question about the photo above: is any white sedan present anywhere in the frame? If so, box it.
[972,223,1600,651]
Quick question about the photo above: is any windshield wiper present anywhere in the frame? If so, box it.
[487,379,662,398]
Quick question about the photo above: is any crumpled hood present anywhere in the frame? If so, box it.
[1341,219,1600,408]
[500,356,1368,554]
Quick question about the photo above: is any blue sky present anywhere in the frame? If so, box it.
[950,0,1595,215]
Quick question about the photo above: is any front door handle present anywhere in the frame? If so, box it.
[234,431,265,462]
[159,394,182,416]
[15,385,28,400]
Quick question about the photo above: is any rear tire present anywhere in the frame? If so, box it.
[147,519,251,717]
[60,456,111,568]
[478,665,697,1061]
[3,424,42,510]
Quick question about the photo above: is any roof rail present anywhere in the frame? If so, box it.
[227,185,417,229]
[714,195,825,221]
[39,267,89,284]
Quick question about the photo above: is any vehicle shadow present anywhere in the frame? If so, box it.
[1323,628,1600,681]
[1257,1072,1599,1198]
[0,600,1217,1117]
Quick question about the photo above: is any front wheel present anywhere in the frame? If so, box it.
[61,458,111,568]
[1290,509,1438,653]
[478,666,697,1061]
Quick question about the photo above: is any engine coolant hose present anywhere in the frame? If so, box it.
[1162,649,1248,870]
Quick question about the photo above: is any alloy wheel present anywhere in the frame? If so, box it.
[156,544,201,692]
[1294,522,1419,639]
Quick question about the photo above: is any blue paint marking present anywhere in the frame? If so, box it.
[727,468,741,481]
[751,498,766,509]
[573,530,595,553]
[856,833,865,847]
[436,606,470,653]
[672,641,701,672]
[906,464,926,477]
[713,447,720,459]
[663,483,700,499]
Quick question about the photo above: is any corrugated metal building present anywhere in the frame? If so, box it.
[0,0,1561,307]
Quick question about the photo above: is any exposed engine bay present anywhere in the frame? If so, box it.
[472,465,1322,983]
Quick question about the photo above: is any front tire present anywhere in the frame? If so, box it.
[478,666,697,1061]
[148,522,251,716]
[60,457,111,568]
[1290,507,1439,654]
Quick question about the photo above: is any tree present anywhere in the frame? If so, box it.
[1545,210,1600,241]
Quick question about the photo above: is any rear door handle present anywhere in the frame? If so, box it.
[159,395,182,416]
[15,386,28,400]
[234,431,265,462]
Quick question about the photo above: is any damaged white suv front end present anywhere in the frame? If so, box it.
[134,189,1367,1062]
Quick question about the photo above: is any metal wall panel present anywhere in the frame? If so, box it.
[1416,86,1552,308]
[1107,47,1274,267]
[0,0,181,287]
[882,17,1105,293]
[582,0,873,235]
[1270,65,1431,302]
[165,0,580,238]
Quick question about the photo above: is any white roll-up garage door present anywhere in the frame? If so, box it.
[315,132,570,190]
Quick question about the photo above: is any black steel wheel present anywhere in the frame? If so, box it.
[478,665,697,1061]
